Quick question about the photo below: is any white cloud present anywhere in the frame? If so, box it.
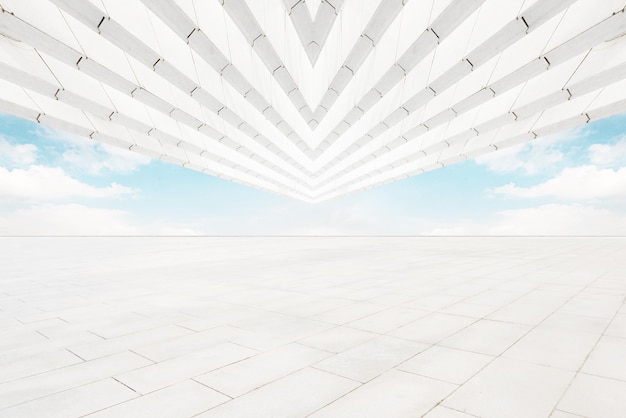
[489,204,626,235]
[492,165,626,200]
[427,204,626,236]
[474,127,586,175]
[39,126,151,175]
[0,136,37,166]
[589,137,626,166]
[0,204,203,236]
[0,165,134,200]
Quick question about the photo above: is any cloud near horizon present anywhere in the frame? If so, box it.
[1,112,626,236]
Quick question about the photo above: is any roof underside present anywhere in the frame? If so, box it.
[1,0,626,202]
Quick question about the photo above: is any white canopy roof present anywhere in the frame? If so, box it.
[1,0,626,201]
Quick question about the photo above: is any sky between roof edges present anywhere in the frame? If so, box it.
[1,111,626,236]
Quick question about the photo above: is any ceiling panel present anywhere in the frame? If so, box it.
[1,0,625,201]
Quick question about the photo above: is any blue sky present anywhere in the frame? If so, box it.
[1,111,626,235]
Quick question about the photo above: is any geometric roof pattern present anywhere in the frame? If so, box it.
[1,0,626,202]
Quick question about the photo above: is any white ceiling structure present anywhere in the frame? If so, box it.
[1,0,626,202]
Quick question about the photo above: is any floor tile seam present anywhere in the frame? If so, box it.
[80,379,229,417]
[127,349,162,364]
[393,367,463,386]
[192,352,337,399]
[602,332,626,340]
[386,312,484,347]
[195,340,334,377]
[423,405,483,418]
[312,308,395,326]
[308,339,438,394]
[292,341,345,355]
[224,304,347,328]
[575,371,626,384]
[269,301,384,321]
[308,365,368,384]
[341,320,426,337]
[13,315,70,326]
[423,273,600,417]
[190,375,238,399]
[0,348,154,392]
[195,366,362,416]
[0,376,132,412]
[124,342,261,378]
[0,351,85,385]
[301,371,368,417]
[413,344,498,417]
[427,276,538,317]
[550,408,587,418]
[547,272,623,416]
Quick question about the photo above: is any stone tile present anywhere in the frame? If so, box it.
[297,326,377,353]
[312,302,388,325]
[513,289,570,308]
[549,410,587,418]
[503,326,599,370]
[0,329,47,352]
[540,312,611,334]
[605,313,626,338]
[196,368,360,417]
[273,296,353,317]
[581,336,626,381]
[194,343,331,397]
[403,293,465,311]
[423,405,480,417]
[0,378,137,418]
[1,237,625,415]
[69,325,193,361]
[88,312,193,339]
[176,306,263,331]
[443,357,574,418]
[131,326,235,362]
[466,290,524,307]
[0,352,151,409]
[557,373,626,418]
[486,302,556,325]
[440,319,531,356]
[87,380,229,417]
[346,306,430,334]
[231,312,333,344]
[558,296,622,319]
[389,313,476,344]
[115,342,258,394]
[439,302,498,318]
[0,349,82,384]
[310,369,456,417]
[398,345,494,384]
[314,336,428,382]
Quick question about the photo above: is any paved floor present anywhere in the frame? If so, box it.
[0,237,625,417]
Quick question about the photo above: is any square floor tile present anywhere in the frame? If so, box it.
[557,373,626,418]
[503,326,599,371]
[443,357,574,418]
[314,336,428,382]
[605,313,626,338]
[440,320,531,356]
[581,336,626,381]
